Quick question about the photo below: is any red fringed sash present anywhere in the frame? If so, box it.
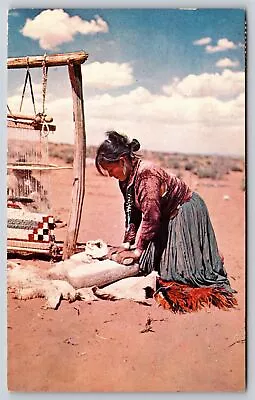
[154,277,238,313]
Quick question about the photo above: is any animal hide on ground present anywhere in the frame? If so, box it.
[7,239,143,309]
[7,262,155,309]
[92,271,158,305]
[7,263,99,309]
[7,239,238,312]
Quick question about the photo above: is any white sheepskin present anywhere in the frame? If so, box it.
[7,262,101,309]
[7,240,157,309]
[92,271,158,305]
[7,264,77,309]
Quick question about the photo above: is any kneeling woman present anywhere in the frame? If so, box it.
[95,131,237,311]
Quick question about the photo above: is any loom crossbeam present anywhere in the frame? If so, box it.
[7,120,56,132]
[8,164,72,171]
[8,50,88,69]
[7,112,53,123]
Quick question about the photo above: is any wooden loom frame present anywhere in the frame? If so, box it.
[7,50,88,259]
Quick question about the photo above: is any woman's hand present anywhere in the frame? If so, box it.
[107,246,127,259]
[112,249,142,265]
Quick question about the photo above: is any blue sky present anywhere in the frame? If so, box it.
[7,8,245,155]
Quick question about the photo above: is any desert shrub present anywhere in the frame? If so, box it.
[49,142,74,163]
[65,154,74,164]
[184,161,196,171]
[195,158,229,179]
[161,158,173,169]
[157,153,166,162]
[195,166,219,179]
[195,156,234,180]
[86,146,97,159]
[49,150,60,158]
[231,164,243,172]
[172,161,181,169]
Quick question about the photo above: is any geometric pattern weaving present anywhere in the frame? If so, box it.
[7,205,55,243]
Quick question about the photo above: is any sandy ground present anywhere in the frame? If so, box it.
[7,164,245,392]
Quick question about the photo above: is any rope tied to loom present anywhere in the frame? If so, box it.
[39,54,51,138]
[19,56,37,115]
[42,53,48,116]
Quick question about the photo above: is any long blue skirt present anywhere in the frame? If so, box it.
[139,192,235,293]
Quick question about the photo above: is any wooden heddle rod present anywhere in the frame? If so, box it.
[8,50,89,260]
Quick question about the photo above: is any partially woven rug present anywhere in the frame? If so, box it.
[154,277,238,313]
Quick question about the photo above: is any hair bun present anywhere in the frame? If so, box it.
[130,138,140,152]
[107,131,129,146]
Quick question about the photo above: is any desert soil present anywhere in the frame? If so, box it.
[7,163,245,392]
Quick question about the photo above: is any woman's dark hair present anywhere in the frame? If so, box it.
[95,131,140,175]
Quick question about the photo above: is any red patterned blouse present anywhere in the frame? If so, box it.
[119,158,192,251]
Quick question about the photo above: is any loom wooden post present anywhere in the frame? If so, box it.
[63,63,86,259]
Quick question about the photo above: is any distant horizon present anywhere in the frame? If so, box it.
[49,140,245,159]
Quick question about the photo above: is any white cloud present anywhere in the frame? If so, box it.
[21,9,108,50]
[162,69,245,99]
[43,83,244,155]
[206,38,237,53]
[84,89,245,155]
[216,58,240,68]
[8,72,245,156]
[85,86,244,127]
[193,37,212,46]
[82,62,134,89]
